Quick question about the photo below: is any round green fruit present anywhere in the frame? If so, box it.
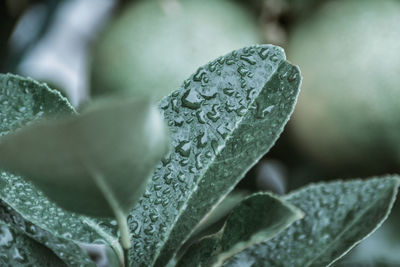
[90,0,260,100]
[288,0,400,173]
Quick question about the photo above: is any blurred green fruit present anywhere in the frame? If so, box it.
[90,0,260,100]
[288,0,400,173]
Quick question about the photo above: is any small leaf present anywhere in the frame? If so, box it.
[0,74,122,265]
[0,221,66,266]
[127,44,301,266]
[224,176,400,267]
[192,191,248,238]
[177,192,303,267]
[0,96,168,218]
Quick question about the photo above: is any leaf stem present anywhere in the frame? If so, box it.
[85,163,132,266]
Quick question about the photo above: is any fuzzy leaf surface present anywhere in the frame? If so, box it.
[0,74,120,266]
[224,176,400,267]
[127,44,302,266]
[0,221,66,266]
[177,192,303,266]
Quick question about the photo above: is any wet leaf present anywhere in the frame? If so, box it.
[224,176,400,267]
[127,44,302,266]
[0,221,66,267]
[0,74,120,266]
[177,192,303,266]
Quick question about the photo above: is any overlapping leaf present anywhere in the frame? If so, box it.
[0,74,119,266]
[224,176,400,267]
[177,192,303,266]
[127,44,302,266]
[0,96,168,218]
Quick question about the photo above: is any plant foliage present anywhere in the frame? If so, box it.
[0,45,398,267]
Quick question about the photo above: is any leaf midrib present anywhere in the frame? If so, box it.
[301,182,397,267]
[151,58,286,266]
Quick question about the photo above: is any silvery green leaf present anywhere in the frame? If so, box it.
[0,74,120,266]
[224,176,400,267]
[127,44,302,266]
[177,192,303,266]
[0,221,66,266]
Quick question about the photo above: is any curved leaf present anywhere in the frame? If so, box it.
[0,74,120,266]
[177,192,303,266]
[224,176,400,267]
[0,221,66,267]
[127,44,302,266]
[0,96,168,218]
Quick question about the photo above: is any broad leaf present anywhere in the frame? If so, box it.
[127,44,302,266]
[0,221,66,266]
[224,176,400,267]
[177,192,303,266]
[0,74,120,266]
[0,96,168,218]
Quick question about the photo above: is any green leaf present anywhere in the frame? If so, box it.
[0,74,121,266]
[127,44,302,266]
[0,95,168,219]
[177,192,303,267]
[224,176,400,267]
[192,191,248,238]
[0,221,66,266]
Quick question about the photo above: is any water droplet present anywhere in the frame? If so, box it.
[25,222,37,235]
[161,153,171,166]
[171,99,179,112]
[208,62,217,72]
[197,132,207,148]
[183,79,191,88]
[195,154,203,169]
[258,47,270,60]
[193,68,207,82]
[238,66,249,76]
[199,89,217,100]
[235,106,246,116]
[206,104,220,122]
[154,184,162,191]
[162,187,171,195]
[226,58,235,65]
[288,68,299,82]
[256,104,275,118]
[176,140,191,157]
[174,117,184,126]
[149,213,159,223]
[223,88,235,96]
[144,225,155,235]
[162,198,169,207]
[160,99,169,110]
[271,55,279,62]
[240,55,257,65]
[247,88,257,100]
[181,89,204,110]
[180,158,189,166]
[225,101,236,113]
[178,173,185,183]
[196,110,207,124]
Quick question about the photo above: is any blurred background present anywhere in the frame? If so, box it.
[1,0,399,265]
